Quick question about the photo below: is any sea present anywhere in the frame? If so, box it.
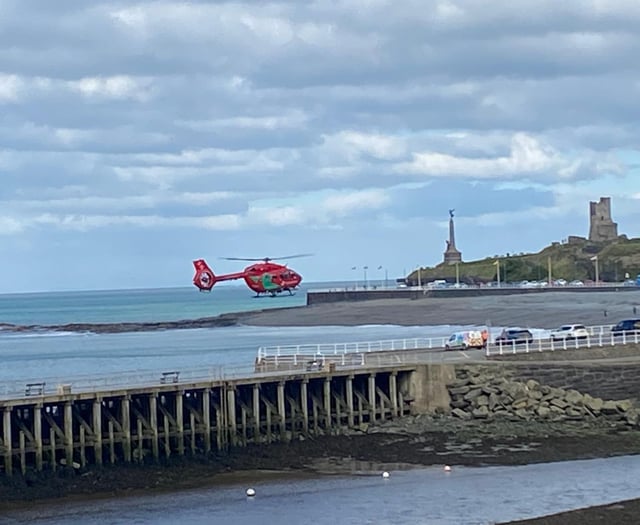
[1,283,640,524]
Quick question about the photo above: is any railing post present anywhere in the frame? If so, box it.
[512,341,516,354]
[538,338,543,352]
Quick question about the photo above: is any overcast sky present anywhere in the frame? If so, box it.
[1,1,639,293]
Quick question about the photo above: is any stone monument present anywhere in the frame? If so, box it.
[443,209,462,264]
[588,197,618,242]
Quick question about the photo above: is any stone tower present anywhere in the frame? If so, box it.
[443,209,462,264]
[588,197,618,242]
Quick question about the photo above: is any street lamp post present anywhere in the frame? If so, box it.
[377,265,385,288]
[455,262,460,287]
[591,255,599,286]
[417,266,422,289]
[495,259,501,288]
[351,266,357,290]
[363,266,368,289]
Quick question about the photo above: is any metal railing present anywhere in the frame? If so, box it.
[487,329,640,356]
[256,325,615,362]
[257,336,449,361]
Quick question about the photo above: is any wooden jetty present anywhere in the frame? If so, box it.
[0,364,452,476]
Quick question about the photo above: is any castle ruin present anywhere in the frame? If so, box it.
[588,197,618,242]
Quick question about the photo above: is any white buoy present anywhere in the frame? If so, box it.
[246,488,256,497]
[382,471,390,479]
[443,465,452,472]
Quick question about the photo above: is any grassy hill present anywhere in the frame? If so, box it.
[409,236,640,285]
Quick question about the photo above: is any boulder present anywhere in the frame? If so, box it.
[449,385,471,395]
[601,400,619,415]
[526,379,540,391]
[482,385,500,395]
[550,398,569,409]
[536,406,551,418]
[452,408,471,420]
[616,400,634,413]
[463,388,483,401]
[511,399,528,410]
[472,406,490,419]
[488,393,500,411]
[475,395,489,407]
[584,397,604,413]
[565,390,584,405]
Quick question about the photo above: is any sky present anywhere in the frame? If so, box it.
[1,0,640,293]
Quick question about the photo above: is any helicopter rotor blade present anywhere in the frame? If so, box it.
[220,253,314,262]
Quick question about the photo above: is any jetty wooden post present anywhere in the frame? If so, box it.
[203,389,211,454]
[150,394,159,461]
[346,376,354,427]
[50,429,56,472]
[226,386,237,446]
[64,402,73,467]
[277,382,286,440]
[122,397,132,462]
[34,405,43,471]
[93,399,103,465]
[3,408,12,476]
[368,374,377,422]
[323,378,332,430]
[176,392,185,456]
[252,385,260,441]
[390,372,398,417]
[19,431,26,474]
[300,380,309,435]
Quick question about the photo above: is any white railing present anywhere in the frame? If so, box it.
[487,329,640,356]
[256,336,449,361]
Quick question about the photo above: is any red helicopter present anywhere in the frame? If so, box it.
[192,255,311,297]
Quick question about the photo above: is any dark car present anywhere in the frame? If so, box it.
[611,319,640,335]
[494,328,534,345]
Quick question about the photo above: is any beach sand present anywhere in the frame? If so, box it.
[240,290,640,329]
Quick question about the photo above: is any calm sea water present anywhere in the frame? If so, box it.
[0,283,311,326]
[4,456,640,524]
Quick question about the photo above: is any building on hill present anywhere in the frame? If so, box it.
[443,209,462,264]
[589,197,618,242]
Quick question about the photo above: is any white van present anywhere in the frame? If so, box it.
[445,330,485,350]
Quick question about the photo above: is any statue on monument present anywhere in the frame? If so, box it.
[449,209,455,218]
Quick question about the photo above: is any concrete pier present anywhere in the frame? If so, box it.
[0,364,451,477]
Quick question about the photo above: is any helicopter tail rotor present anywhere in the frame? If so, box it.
[193,259,216,292]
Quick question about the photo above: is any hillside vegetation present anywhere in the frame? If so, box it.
[409,237,640,285]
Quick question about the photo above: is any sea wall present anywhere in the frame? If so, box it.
[306,285,639,305]
[487,344,640,400]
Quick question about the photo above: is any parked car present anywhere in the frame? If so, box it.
[494,328,534,345]
[445,330,486,350]
[550,324,589,341]
[611,319,640,336]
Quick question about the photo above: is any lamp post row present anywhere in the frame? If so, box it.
[351,265,387,289]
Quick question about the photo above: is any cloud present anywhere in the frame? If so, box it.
[395,133,561,178]
[1,0,639,290]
